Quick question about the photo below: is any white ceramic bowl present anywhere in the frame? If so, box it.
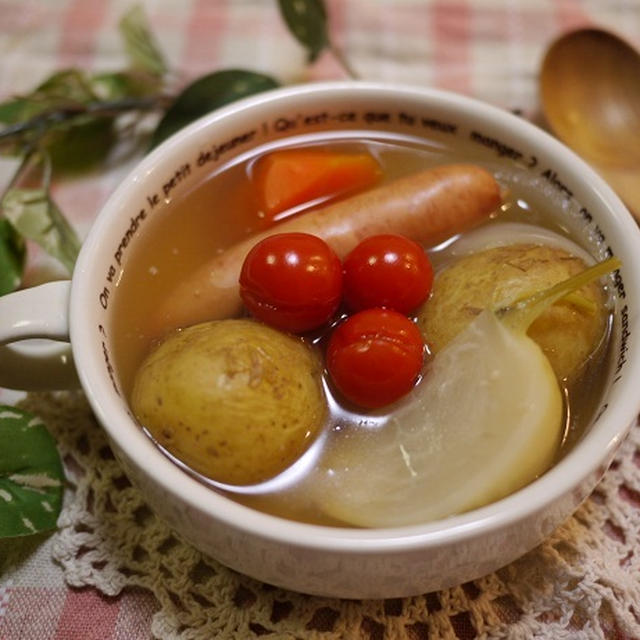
[2,82,640,598]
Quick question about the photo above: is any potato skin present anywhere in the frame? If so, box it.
[131,319,327,485]
[417,244,608,382]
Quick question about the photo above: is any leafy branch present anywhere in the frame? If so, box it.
[0,95,168,147]
[0,5,171,293]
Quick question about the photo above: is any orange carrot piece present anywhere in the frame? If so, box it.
[253,149,382,220]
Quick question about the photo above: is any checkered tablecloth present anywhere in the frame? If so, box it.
[2,1,640,639]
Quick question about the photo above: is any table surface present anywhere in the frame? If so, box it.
[2,1,640,639]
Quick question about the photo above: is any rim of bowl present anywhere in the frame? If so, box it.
[71,80,640,552]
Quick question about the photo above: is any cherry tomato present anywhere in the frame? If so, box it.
[326,308,424,409]
[343,234,434,313]
[239,232,343,333]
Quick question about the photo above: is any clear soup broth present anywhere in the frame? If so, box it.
[113,132,613,526]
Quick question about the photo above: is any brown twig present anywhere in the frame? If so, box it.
[0,95,171,144]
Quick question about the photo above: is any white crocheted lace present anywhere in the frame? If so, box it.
[18,391,640,640]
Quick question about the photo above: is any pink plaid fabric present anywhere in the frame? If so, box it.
[1,1,640,638]
[1,585,156,640]
[0,523,157,638]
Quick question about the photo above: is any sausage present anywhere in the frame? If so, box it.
[155,163,502,333]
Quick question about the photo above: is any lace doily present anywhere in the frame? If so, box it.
[17,391,640,640]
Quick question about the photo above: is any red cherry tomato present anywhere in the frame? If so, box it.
[326,308,424,409]
[239,232,343,333]
[343,234,433,313]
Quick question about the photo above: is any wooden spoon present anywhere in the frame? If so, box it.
[540,28,640,221]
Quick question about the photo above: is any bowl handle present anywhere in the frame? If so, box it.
[0,281,78,390]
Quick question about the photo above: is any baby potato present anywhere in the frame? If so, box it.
[417,244,608,382]
[131,319,327,485]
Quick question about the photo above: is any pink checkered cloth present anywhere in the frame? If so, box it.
[2,1,640,639]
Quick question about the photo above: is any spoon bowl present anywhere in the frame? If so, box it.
[540,28,640,218]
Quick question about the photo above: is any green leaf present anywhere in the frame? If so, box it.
[0,406,64,538]
[44,116,116,174]
[0,218,25,294]
[119,4,168,78]
[277,0,329,62]
[0,98,31,125]
[90,72,137,101]
[2,186,80,273]
[90,70,162,100]
[150,69,279,148]
[34,69,98,105]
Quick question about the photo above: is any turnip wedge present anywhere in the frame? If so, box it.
[318,257,620,528]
